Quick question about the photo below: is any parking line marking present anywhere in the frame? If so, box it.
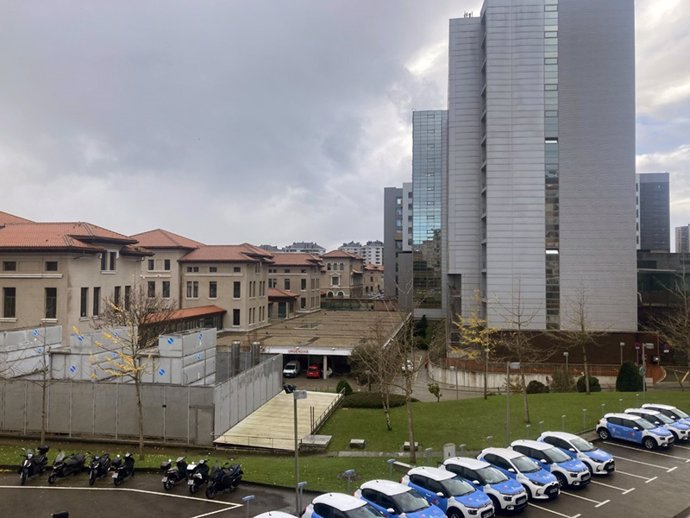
[611,455,673,470]
[613,469,654,481]
[190,507,239,518]
[667,466,678,473]
[561,490,608,507]
[670,443,690,451]
[528,502,581,518]
[590,480,635,494]
[603,441,690,461]
[645,476,658,484]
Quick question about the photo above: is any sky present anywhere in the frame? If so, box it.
[0,0,688,252]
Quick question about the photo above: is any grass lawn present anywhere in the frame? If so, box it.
[0,391,687,493]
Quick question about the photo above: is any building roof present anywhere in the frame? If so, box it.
[268,288,299,299]
[270,252,322,267]
[166,305,227,321]
[131,228,203,249]
[0,221,137,252]
[180,243,274,263]
[0,211,33,225]
[364,263,384,272]
[322,249,362,260]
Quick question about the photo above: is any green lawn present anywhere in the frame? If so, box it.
[1,391,687,493]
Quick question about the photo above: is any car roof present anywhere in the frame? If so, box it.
[312,493,367,511]
[359,479,410,495]
[603,412,645,421]
[511,439,554,451]
[625,408,661,416]
[480,447,524,460]
[254,512,299,518]
[642,403,676,411]
[407,466,455,482]
[444,457,490,470]
[538,431,579,442]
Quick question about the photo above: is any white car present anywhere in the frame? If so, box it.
[510,440,590,489]
[477,447,559,500]
[537,431,614,475]
[302,493,385,518]
[255,513,299,518]
[626,408,690,442]
[283,360,301,378]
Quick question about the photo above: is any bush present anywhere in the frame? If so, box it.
[526,380,549,394]
[616,361,643,392]
[576,375,601,393]
[341,392,408,408]
[336,379,353,396]
[550,368,574,392]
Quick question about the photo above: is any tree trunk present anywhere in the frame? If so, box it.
[380,387,392,431]
[582,344,590,395]
[520,370,530,424]
[40,375,47,444]
[405,372,416,463]
[483,350,488,400]
[135,378,145,459]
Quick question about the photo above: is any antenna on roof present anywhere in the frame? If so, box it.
[464,11,473,18]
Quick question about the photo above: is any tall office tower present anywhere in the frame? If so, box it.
[445,0,637,331]
[384,184,413,309]
[636,173,670,252]
[412,110,448,318]
[676,226,690,254]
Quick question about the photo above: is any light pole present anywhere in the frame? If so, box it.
[619,342,625,366]
[563,351,569,374]
[242,495,255,518]
[284,384,307,514]
[449,365,458,400]
[484,347,490,400]
[642,343,654,398]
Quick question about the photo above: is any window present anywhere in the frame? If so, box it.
[147,281,156,298]
[284,268,290,273]
[232,309,240,326]
[93,287,101,316]
[164,259,171,271]
[124,285,131,310]
[186,266,199,273]
[162,281,170,299]
[209,281,217,298]
[45,287,57,319]
[109,252,117,271]
[148,259,155,271]
[300,298,306,309]
[233,266,241,273]
[339,263,344,270]
[80,287,88,317]
[101,254,107,271]
[3,287,16,318]
[268,278,277,288]
[114,286,121,306]
[209,266,217,273]
[301,279,307,290]
[45,261,58,272]
[284,279,291,290]
[233,281,241,298]
[331,276,339,286]
[186,281,199,298]
[3,261,16,271]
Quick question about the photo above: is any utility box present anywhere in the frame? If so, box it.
[443,443,456,459]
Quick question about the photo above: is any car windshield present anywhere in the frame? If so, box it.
[512,455,541,473]
[653,413,673,424]
[440,477,475,497]
[673,408,690,419]
[390,488,430,513]
[570,437,595,452]
[544,447,571,463]
[476,466,508,484]
[345,503,386,518]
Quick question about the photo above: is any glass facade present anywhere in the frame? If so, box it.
[412,110,446,309]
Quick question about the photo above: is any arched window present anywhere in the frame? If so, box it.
[339,262,344,270]
[327,263,331,271]
[337,291,344,298]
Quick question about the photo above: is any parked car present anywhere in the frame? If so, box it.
[402,466,495,518]
[302,493,386,518]
[642,403,690,426]
[441,457,528,514]
[596,412,674,450]
[537,431,615,476]
[355,479,445,518]
[626,408,690,442]
[306,364,322,379]
[255,513,299,518]
[477,447,559,500]
[510,440,590,489]
[283,361,301,378]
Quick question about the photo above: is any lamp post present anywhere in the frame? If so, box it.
[619,342,625,366]
[242,495,255,518]
[563,351,569,374]
[284,384,307,514]
[484,347,490,400]
[642,343,654,398]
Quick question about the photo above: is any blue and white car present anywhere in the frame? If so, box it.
[402,466,495,518]
[626,407,690,442]
[642,403,690,427]
[256,513,299,518]
[478,447,559,501]
[442,457,528,514]
[537,431,615,475]
[596,412,674,450]
[355,480,445,518]
[510,440,590,489]
[302,493,385,518]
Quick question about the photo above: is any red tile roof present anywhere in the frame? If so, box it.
[180,243,274,263]
[268,288,299,299]
[270,252,322,267]
[0,211,33,225]
[322,249,362,260]
[364,263,384,272]
[167,305,227,320]
[131,228,203,249]
[0,221,136,252]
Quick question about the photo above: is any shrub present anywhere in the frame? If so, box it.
[550,368,574,393]
[616,361,643,392]
[427,382,442,402]
[576,375,601,393]
[341,393,408,408]
[526,380,549,394]
[336,379,353,396]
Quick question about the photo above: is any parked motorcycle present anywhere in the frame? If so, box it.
[161,456,188,491]
[87,452,111,486]
[48,451,86,484]
[111,453,135,486]
[18,445,50,485]
[205,463,243,499]
[187,459,210,494]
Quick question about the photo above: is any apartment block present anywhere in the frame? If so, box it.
[340,241,384,266]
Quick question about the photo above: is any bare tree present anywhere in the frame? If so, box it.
[648,270,690,367]
[93,284,177,459]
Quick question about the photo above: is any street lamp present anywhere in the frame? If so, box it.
[484,347,490,400]
[642,343,654,398]
[563,351,569,374]
[619,342,625,365]
[284,384,307,514]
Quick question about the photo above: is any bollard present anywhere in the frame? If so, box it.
[582,409,587,431]
[538,421,544,435]
[387,459,396,479]
[242,495,255,518]
[561,414,566,430]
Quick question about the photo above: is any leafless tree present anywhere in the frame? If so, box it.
[648,270,690,367]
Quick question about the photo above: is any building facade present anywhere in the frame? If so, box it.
[676,226,690,254]
[445,0,637,331]
[340,241,384,266]
[282,242,326,255]
[267,252,322,314]
[320,250,364,298]
[383,185,413,309]
[636,172,670,252]
[363,263,384,297]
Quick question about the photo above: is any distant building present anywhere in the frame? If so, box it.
[339,240,383,265]
[267,252,322,316]
[637,173,670,252]
[258,244,281,252]
[363,263,384,297]
[675,226,690,254]
[383,185,413,310]
[320,250,364,298]
[282,242,326,255]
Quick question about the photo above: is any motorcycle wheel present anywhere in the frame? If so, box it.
[48,474,57,485]
[20,470,27,486]
[206,485,217,499]
[114,476,123,487]
[163,479,174,491]
[89,471,96,486]
[231,478,240,489]
[189,482,199,494]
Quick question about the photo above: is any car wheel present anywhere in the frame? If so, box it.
[488,495,500,512]
[585,463,593,476]
[555,472,567,489]
[643,437,656,450]
[447,508,461,518]
[598,428,610,441]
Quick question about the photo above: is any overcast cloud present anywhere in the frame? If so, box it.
[0,1,688,250]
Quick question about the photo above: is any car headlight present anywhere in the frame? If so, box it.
[502,496,513,502]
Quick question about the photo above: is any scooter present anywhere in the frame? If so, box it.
[187,459,210,494]
[205,463,243,499]
[87,452,111,486]
[48,451,86,484]
[18,445,50,485]
[111,453,135,486]
[161,456,188,491]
